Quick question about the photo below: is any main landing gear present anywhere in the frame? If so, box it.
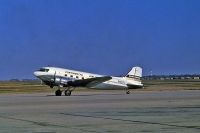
[64,90,72,96]
[55,89,62,96]
[55,87,75,96]
[64,87,75,96]
[126,90,130,94]
[125,88,130,94]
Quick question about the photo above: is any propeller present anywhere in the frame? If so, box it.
[40,80,43,85]
[54,71,56,83]
[53,71,63,87]
[49,71,57,88]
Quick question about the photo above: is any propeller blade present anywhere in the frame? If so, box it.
[54,71,56,83]
[40,80,43,85]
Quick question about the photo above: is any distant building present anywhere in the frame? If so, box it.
[161,77,165,80]
[193,77,200,80]
[9,79,20,82]
[143,74,200,80]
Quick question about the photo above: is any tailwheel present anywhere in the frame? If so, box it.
[55,89,62,96]
[64,90,72,96]
[125,88,130,94]
[126,90,130,94]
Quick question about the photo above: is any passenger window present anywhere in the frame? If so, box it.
[70,75,73,78]
[76,76,79,79]
[82,77,84,80]
[65,74,68,77]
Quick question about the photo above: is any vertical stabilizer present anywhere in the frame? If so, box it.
[126,67,142,78]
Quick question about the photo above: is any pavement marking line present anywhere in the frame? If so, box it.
[0,115,102,133]
[60,113,200,130]
[0,115,65,128]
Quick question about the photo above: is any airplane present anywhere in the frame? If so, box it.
[34,66,143,96]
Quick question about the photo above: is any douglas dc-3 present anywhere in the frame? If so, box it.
[34,66,143,96]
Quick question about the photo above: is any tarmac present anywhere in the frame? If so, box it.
[0,90,200,133]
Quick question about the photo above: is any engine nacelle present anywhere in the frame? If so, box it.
[54,77,69,86]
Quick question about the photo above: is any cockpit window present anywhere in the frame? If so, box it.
[39,68,49,72]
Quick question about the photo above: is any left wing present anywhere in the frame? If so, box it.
[67,76,112,87]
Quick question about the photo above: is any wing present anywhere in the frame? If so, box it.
[67,76,112,87]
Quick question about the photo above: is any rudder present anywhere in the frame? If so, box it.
[126,67,142,78]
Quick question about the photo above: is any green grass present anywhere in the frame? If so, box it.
[0,79,200,94]
[0,81,51,94]
[143,79,200,91]
[0,81,91,94]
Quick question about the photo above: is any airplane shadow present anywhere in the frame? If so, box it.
[46,93,124,97]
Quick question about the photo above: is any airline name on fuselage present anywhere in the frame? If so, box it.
[65,71,83,76]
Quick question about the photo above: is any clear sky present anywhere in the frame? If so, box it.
[0,0,200,80]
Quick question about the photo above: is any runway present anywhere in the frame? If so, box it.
[0,90,200,133]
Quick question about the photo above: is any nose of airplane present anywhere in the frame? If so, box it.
[34,71,40,77]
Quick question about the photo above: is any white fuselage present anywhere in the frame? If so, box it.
[34,67,143,90]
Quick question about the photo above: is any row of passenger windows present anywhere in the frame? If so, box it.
[65,74,84,79]
[64,74,95,79]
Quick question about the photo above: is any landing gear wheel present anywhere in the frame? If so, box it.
[65,90,72,96]
[55,90,62,96]
[126,91,130,94]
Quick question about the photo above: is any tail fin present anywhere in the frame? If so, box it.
[126,67,142,78]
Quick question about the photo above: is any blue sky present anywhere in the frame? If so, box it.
[0,0,200,80]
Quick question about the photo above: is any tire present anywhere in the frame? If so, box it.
[65,90,72,96]
[126,91,130,94]
[55,90,62,96]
